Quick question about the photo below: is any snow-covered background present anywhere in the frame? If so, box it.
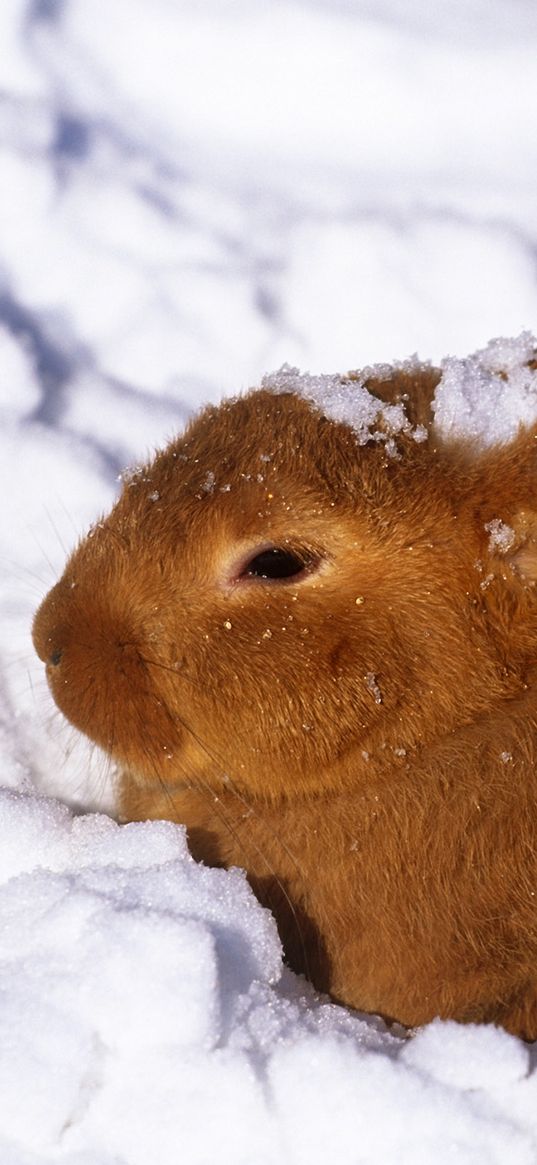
[3,2,537,1161]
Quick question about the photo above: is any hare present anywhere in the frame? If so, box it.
[33,351,537,1038]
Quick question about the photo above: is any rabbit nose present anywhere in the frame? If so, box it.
[32,583,67,664]
[34,631,65,669]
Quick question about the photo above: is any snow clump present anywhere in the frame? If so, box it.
[261,361,424,445]
[434,331,537,446]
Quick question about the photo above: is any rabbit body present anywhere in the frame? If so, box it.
[33,363,537,1037]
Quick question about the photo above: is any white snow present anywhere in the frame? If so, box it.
[262,362,419,445]
[434,332,537,445]
[264,332,537,450]
[3,1,537,1162]
[485,518,516,554]
[1,785,537,1165]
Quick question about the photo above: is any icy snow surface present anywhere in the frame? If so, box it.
[4,2,537,1162]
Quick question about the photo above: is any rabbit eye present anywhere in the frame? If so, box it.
[242,547,310,581]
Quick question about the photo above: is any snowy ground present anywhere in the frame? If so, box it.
[3,1,537,1162]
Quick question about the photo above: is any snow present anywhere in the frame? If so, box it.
[434,332,537,446]
[485,519,516,555]
[1,789,537,1165]
[3,1,537,1161]
[263,332,537,449]
[262,362,416,445]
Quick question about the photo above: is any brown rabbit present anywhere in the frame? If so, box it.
[33,354,537,1039]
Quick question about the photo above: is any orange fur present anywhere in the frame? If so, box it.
[33,362,537,1038]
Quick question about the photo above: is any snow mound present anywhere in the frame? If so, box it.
[1,786,537,1164]
[0,789,278,1162]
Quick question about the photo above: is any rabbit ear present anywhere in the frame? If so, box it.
[364,365,439,429]
[448,415,537,585]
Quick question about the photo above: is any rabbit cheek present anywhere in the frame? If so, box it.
[189,613,377,779]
